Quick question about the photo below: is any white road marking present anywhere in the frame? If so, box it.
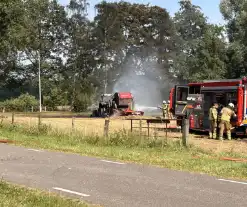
[53,187,90,197]
[218,179,247,185]
[27,149,43,152]
[100,160,125,165]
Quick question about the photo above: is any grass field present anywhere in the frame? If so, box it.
[0,120,247,180]
[1,112,247,155]
[0,181,98,207]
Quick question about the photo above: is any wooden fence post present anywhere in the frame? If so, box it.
[165,122,168,138]
[130,119,133,132]
[147,122,150,137]
[0,115,3,125]
[12,113,15,124]
[104,119,110,137]
[72,117,75,131]
[139,119,142,136]
[182,118,189,147]
[38,112,41,126]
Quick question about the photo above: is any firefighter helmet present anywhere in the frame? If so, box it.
[163,100,166,104]
[228,103,234,108]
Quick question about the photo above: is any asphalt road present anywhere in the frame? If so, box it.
[0,144,246,207]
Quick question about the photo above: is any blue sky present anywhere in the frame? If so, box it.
[59,0,224,24]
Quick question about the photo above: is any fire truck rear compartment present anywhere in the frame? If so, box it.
[202,90,238,129]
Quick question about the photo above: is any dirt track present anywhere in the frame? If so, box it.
[190,135,247,155]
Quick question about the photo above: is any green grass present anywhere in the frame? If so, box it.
[0,123,246,180]
[0,181,97,207]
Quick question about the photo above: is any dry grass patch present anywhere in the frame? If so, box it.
[3,116,131,136]
[2,115,176,136]
[190,135,247,156]
[1,113,247,156]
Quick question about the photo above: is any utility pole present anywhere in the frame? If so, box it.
[71,72,77,109]
[38,50,42,113]
[103,0,107,94]
[37,5,42,113]
[104,29,107,94]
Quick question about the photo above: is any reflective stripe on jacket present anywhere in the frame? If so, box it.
[162,104,168,110]
[220,107,236,122]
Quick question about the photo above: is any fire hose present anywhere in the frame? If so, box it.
[192,155,247,163]
[0,139,14,143]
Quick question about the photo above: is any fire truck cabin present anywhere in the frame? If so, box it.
[170,77,247,136]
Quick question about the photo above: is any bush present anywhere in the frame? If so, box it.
[0,93,38,112]
[73,93,91,112]
[43,88,68,109]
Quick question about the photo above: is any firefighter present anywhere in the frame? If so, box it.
[208,102,219,139]
[219,103,237,140]
[167,100,172,118]
[216,103,223,137]
[162,100,169,118]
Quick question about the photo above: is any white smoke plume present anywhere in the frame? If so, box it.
[112,55,172,114]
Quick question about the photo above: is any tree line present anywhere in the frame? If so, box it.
[0,0,246,111]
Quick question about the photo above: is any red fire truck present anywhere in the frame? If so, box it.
[169,77,247,136]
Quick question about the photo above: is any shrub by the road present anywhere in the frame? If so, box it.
[0,93,38,112]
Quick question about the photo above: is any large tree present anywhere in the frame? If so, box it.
[220,0,247,78]
[172,0,226,82]
[93,1,175,104]
[64,0,94,110]
[18,0,67,78]
[0,0,24,89]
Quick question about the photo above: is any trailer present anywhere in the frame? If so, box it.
[169,77,247,136]
[111,92,144,116]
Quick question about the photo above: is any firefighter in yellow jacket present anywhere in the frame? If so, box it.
[162,100,169,118]
[208,102,218,139]
[219,103,237,140]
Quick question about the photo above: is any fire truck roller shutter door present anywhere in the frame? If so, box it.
[202,92,214,129]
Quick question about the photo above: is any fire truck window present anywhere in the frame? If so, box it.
[219,96,226,106]
[226,92,237,111]
[189,87,194,94]
[177,88,188,101]
[226,92,237,103]
[189,86,200,94]
[203,93,212,110]
[195,87,200,94]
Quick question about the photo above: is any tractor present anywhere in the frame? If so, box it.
[91,94,112,117]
